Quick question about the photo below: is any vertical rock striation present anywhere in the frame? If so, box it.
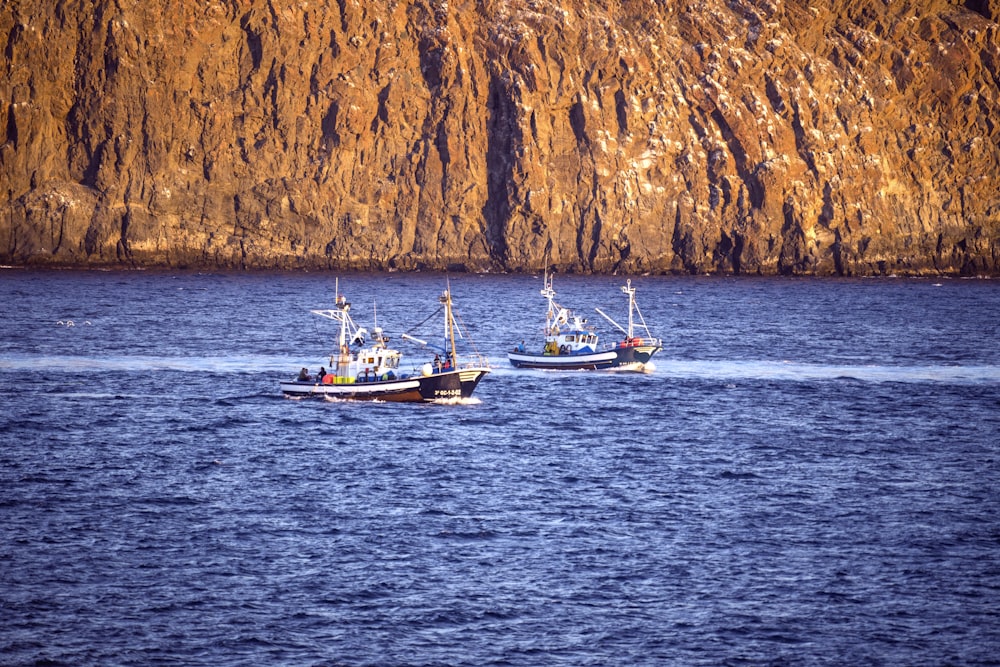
[2,0,998,274]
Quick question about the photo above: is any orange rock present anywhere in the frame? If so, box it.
[0,0,996,275]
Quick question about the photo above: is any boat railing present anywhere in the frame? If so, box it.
[401,353,490,377]
[603,336,663,350]
[457,354,492,369]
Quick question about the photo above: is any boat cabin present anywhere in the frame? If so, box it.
[543,326,599,356]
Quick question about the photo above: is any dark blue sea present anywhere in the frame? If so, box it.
[2,270,999,666]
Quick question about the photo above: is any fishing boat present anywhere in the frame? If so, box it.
[281,281,490,402]
[508,273,662,372]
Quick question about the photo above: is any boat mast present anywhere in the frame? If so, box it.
[622,279,636,338]
[443,282,457,364]
[541,268,556,335]
[595,279,646,339]
[336,277,350,349]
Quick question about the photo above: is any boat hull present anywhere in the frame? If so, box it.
[508,342,661,371]
[508,349,618,370]
[280,367,489,402]
[610,341,662,371]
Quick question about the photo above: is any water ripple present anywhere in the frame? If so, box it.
[1,272,999,665]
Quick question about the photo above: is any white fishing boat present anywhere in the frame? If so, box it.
[508,273,661,372]
[281,281,490,402]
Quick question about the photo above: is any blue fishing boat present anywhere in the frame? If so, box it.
[508,272,661,372]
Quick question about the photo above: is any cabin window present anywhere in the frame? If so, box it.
[367,357,375,364]
[566,335,576,342]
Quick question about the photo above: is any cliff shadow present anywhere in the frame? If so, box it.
[483,74,517,266]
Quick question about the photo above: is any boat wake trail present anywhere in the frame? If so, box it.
[4,355,998,386]
[0,354,305,374]
[654,360,1000,385]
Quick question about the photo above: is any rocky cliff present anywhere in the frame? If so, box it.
[2,0,999,275]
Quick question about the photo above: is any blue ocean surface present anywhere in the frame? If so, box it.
[1,270,999,666]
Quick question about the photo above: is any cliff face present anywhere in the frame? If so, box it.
[2,0,999,275]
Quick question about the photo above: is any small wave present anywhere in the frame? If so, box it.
[432,396,482,406]
[719,470,760,480]
[321,395,354,403]
[217,392,282,404]
[43,391,136,400]
[193,459,226,470]
[435,528,498,540]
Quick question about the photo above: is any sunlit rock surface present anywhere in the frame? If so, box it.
[2,0,998,274]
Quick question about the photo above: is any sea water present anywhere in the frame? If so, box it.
[2,270,999,665]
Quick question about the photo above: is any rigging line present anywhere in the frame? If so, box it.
[633,301,652,335]
[404,304,443,334]
[451,311,467,340]
[454,310,487,356]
